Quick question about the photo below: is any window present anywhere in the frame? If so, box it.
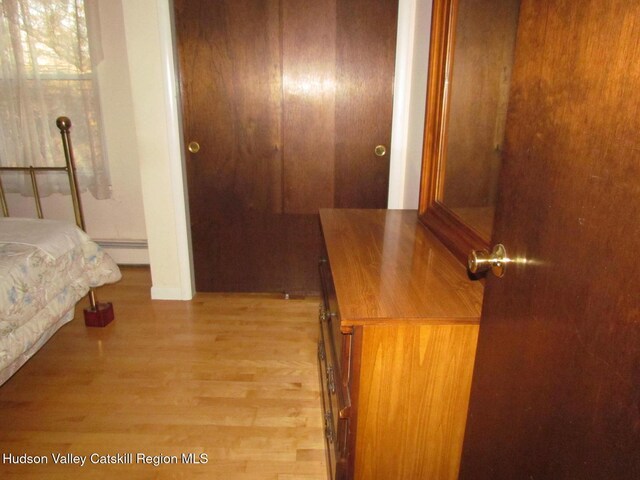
[0,0,110,199]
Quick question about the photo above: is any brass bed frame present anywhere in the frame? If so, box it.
[0,116,114,327]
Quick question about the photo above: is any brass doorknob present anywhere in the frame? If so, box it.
[468,244,508,278]
[374,145,387,157]
[188,141,200,154]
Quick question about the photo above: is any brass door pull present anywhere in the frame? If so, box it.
[326,365,336,394]
[324,412,335,444]
[188,141,200,153]
[374,145,387,157]
[468,244,508,278]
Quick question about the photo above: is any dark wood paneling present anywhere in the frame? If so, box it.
[335,0,398,208]
[280,0,336,294]
[189,213,287,293]
[443,0,519,208]
[175,0,398,293]
[282,213,322,295]
[460,0,640,478]
[176,0,283,217]
[175,0,285,292]
[282,0,336,214]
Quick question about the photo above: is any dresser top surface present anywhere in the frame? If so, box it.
[320,209,484,325]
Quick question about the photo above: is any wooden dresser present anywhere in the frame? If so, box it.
[317,209,484,480]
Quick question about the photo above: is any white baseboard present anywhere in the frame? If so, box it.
[96,239,193,300]
[150,285,193,301]
[96,239,149,265]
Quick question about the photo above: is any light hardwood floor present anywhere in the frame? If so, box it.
[0,267,327,479]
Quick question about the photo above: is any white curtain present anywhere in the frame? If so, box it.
[0,0,110,199]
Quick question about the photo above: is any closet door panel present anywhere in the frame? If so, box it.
[175,0,285,292]
[282,0,336,214]
[335,0,398,208]
[175,0,398,293]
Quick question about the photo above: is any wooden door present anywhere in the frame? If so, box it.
[173,0,397,293]
[459,1,640,478]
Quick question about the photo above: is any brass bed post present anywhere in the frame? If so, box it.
[56,117,85,231]
[0,175,8,217]
[28,167,44,219]
[56,116,114,327]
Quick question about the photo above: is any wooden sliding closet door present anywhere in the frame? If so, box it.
[174,0,397,293]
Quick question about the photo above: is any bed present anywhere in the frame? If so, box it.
[0,117,121,386]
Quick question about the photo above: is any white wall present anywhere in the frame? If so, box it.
[404,0,433,208]
[120,0,194,300]
[91,0,148,263]
[388,0,433,209]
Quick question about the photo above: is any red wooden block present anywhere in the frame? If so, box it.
[84,302,115,327]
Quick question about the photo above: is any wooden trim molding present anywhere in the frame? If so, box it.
[418,0,490,265]
[418,0,455,217]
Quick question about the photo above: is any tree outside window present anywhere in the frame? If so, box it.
[0,0,110,199]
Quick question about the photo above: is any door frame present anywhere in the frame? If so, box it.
[132,0,431,299]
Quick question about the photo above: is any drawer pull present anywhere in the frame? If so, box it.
[326,365,336,394]
[324,412,335,444]
[339,406,351,419]
[318,341,326,362]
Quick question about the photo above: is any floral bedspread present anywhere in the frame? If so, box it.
[0,220,121,381]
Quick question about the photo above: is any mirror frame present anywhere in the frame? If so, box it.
[418,0,491,265]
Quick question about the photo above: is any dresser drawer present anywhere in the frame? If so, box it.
[317,334,336,478]
[318,304,351,479]
[319,250,358,480]
[319,258,345,379]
